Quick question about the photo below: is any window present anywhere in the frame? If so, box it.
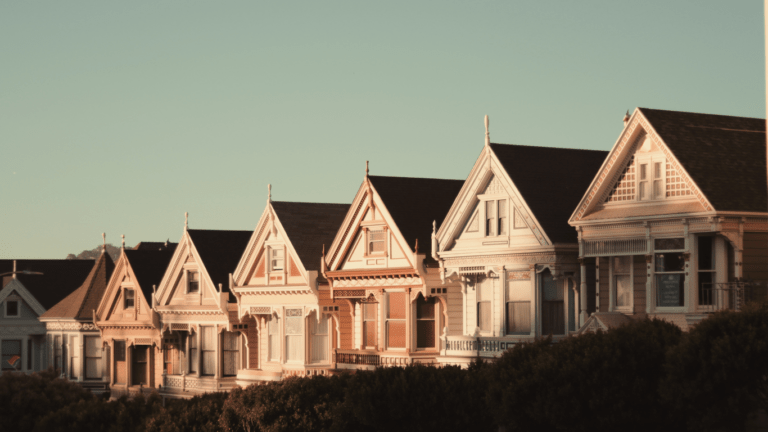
[655,238,685,307]
[485,201,496,236]
[163,336,181,375]
[638,163,648,200]
[131,346,148,385]
[188,334,198,373]
[54,335,63,373]
[84,336,103,379]
[123,289,134,309]
[497,200,508,235]
[269,247,284,271]
[69,335,79,379]
[2,340,21,371]
[506,301,531,334]
[416,296,436,349]
[698,236,716,306]
[367,230,386,254]
[222,331,239,376]
[541,271,564,335]
[484,200,507,237]
[269,316,280,361]
[386,292,406,349]
[5,300,19,317]
[187,271,199,294]
[476,277,492,333]
[114,341,126,384]
[201,326,215,376]
[363,303,377,349]
[653,162,663,199]
[310,314,329,363]
[613,256,632,309]
[285,309,303,362]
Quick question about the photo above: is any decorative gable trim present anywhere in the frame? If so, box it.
[571,109,715,223]
[0,279,46,316]
[328,191,368,268]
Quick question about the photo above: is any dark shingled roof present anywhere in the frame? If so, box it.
[368,175,465,262]
[123,246,177,304]
[271,201,351,272]
[490,143,608,244]
[133,241,177,251]
[0,260,95,310]
[187,229,252,299]
[640,108,767,212]
[41,251,114,320]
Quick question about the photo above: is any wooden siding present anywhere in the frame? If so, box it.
[743,232,768,301]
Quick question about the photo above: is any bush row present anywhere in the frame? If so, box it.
[2,305,767,432]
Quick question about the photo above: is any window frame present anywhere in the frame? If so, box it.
[4,299,20,318]
[610,255,633,312]
[476,275,494,335]
[696,235,718,308]
[653,237,687,310]
[366,228,387,256]
[221,331,239,377]
[123,288,135,310]
[482,199,508,238]
[416,296,437,350]
[385,292,407,350]
[186,270,200,294]
[84,336,103,380]
[636,155,666,202]
[284,308,304,363]
[268,316,280,362]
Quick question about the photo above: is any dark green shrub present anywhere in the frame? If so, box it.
[487,318,683,432]
[662,304,768,431]
[146,392,227,432]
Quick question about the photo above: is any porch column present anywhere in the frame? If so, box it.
[579,259,587,326]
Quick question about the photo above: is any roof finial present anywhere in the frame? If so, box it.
[102,233,106,253]
[365,160,369,178]
[484,115,490,147]
[268,184,272,203]
[623,110,630,127]
[121,234,125,249]
[185,212,189,230]
[414,238,419,254]
[322,244,326,256]
[432,220,436,236]
[12,260,16,279]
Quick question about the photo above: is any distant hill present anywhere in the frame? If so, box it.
[66,244,124,262]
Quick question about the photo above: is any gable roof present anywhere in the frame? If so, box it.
[368,175,464,262]
[0,260,95,310]
[639,108,767,212]
[490,143,608,243]
[271,201,350,272]
[187,229,252,296]
[40,251,115,320]
[124,246,177,303]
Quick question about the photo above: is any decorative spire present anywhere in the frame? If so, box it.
[414,238,419,254]
[12,260,16,279]
[484,115,490,147]
[102,233,106,253]
[121,234,125,249]
[623,110,630,126]
[432,220,436,236]
[268,184,272,203]
[185,212,189,230]
[365,160,369,178]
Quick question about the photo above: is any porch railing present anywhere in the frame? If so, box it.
[698,281,754,312]
[334,350,380,366]
[444,336,518,358]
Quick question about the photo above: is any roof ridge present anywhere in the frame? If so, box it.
[272,201,350,206]
[368,174,464,182]
[638,107,766,122]
[187,228,252,233]
[490,142,609,153]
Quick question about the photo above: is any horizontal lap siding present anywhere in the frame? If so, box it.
[447,283,463,336]
[743,232,768,301]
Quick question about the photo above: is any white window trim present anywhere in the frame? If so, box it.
[184,268,200,295]
[477,195,509,238]
[414,297,439,351]
[651,237,688,313]
[4,298,20,318]
[122,286,135,310]
[609,255,634,313]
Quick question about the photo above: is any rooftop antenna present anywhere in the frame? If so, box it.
[0,260,43,279]
[484,115,490,147]
[185,212,189,230]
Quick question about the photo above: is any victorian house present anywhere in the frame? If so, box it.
[433,118,607,364]
[570,108,768,332]
[323,170,464,368]
[95,239,176,398]
[0,259,93,375]
[152,222,251,397]
[230,192,350,385]
[39,239,114,394]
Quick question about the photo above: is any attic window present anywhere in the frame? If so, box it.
[187,271,200,294]
[124,289,135,309]
[368,230,386,254]
[5,300,19,317]
[270,248,284,271]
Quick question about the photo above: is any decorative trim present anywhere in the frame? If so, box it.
[250,306,271,315]
[506,271,530,281]
[335,290,365,298]
[330,192,368,266]
[45,322,98,331]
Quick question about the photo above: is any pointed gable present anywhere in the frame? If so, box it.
[639,108,767,212]
[124,248,177,304]
[368,176,464,261]
[0,260,95,310]
[186,229,252,298]
[270,202,350,272]
[490,144,607,243]
[41,251,115,320]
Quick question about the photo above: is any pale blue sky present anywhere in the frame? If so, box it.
[0,1,764,259]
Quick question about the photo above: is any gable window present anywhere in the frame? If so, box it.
[637,157,665,202]
[367,229,386,254]
[5,300,19,317]
[270,247,284,271]
[123,289,135,309]
[187,271,200,294]
[654,238,685,308]
[612,256,632,310]
[485,200,507,237]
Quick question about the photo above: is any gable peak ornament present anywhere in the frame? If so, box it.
[623,110,630,127]
[185,212,189,230]
[121,234,125,249]
[268,184,272,203]
[102,232,106,252]
[484,115,490,147]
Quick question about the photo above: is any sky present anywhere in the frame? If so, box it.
[0,1,765,259]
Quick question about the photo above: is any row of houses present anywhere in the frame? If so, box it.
[2,107,766,398]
